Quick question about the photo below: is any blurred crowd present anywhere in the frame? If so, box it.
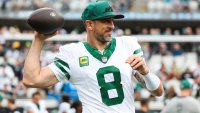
[1,0,200,12]
[0,25,200,112]
[0,0,200,113]
[2,24,200,36]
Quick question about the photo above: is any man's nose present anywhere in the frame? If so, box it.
[109,21,115,29]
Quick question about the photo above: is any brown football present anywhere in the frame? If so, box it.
[27,7,64,34]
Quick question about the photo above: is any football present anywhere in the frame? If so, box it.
[27,7,64,35]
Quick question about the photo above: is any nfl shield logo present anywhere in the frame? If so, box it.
[101,56,107,63]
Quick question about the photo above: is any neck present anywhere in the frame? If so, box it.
[33,100,39,104]
[181,89,191,96]
[141,106,148,112]
[9,105,16,110]
[87,36,110,50]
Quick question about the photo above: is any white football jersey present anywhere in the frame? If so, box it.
[48,36,143,113]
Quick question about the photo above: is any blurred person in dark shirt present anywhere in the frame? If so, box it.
[71,101,82,113]
[180,67,194,80]
[6,97,22,113]
[58,94,74,113]
[0,94,7,113]
[171,43,183,56]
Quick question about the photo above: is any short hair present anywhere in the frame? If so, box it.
[140,98,149,106]
[32,91,41,98]
[62,94,70,102]
[8,98,15,104]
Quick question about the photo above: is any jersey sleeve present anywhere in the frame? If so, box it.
[48,45,72,81]
[120,36,144,57]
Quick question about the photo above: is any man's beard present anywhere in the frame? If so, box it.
[94,31,112,44]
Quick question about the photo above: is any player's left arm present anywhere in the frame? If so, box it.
[126,54,164,96]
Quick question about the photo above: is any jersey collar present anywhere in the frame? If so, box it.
[83,38,116,64]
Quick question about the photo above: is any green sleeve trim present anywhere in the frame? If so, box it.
[54,57,70,69]
[54,57,70,80]
[133,48,142,54]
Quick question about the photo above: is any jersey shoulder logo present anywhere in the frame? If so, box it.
[79,56,89,67]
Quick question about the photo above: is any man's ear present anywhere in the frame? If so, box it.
[85,20,93,30]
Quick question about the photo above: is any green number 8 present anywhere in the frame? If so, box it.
[96,66,124,106]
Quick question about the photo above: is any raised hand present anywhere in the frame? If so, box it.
[125,54,149,75]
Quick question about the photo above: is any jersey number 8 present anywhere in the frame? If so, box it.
[96,66,124,106]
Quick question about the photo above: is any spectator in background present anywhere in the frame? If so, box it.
[163,27,172,35]
[195,88,200,102]
[195,27,200,35]
[133,81,145,101]
[6,97,22,113]
[192,75,200,100]
[196,45,200,60]
[164,85,177,104]
[140,28,149,35]
[0,94,8,113]
[157,62,168,83]
[24,91,48,113]
[58,94,74,113]
[165,61,181,96]
[61,0,70,11]
[0,94,3,107]
[124,28,132,35]
[158,42,170,56]
[180,68,194,80]
[173,29,180,35]
[0,0,9,10]
[13,80,27,98]
[149,28,161,35]
[193,59,200,79]
[0,63,15,97]
[71,101,82,113]
[161,79,200,113]
[181,27,193,52]
[0,43,5,57]
[171,43,183,56]
[135,98,150,113]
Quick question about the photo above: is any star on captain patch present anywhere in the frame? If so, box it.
[79,56,89,67]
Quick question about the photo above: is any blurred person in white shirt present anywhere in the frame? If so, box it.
[24,91,48,113]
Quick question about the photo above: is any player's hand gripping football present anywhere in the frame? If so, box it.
[125,54,149,75]
[35,31,57,41]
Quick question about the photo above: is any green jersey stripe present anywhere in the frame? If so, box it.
[54,57,70,69]
[133,48,142,54]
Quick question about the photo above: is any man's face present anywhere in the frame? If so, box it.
[92,18,115,43]
[33,94,40,103]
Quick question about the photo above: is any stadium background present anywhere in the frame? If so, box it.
[0,0,200,113]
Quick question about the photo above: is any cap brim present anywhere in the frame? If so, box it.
[96,14,124,20]
[113,14,124,19]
